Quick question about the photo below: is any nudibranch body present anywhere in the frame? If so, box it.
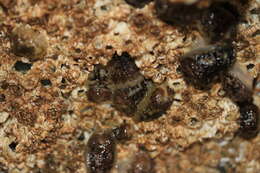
[86,52,174,122]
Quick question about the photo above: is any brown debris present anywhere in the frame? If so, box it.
[14,109,37,126]
[10,24,48,60]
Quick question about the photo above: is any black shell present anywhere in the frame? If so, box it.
[201,2,239,42]
[85,133,116,173]
[155,0,200,25]
[125,0,153,8]
[222,74,252,103]
[238,102,259,139]
[179,44,235,89]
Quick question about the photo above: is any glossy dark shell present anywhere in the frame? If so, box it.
[155,0,200,25]
[201,2,239,42]
[179,44,235,89]
[85,133,115,173]
[125,0,153,8]
[222,74,252,103]
[238,102,259,139]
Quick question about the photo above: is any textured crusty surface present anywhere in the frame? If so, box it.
[0,0,259,172]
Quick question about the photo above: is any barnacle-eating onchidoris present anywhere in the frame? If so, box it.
[86,52,174,121]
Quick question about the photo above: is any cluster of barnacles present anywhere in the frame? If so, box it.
[84,1,258,172]
[3,0,257,172]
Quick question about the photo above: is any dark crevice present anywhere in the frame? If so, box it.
[0,94,5,102]
[40,79,52,86]
[14,61,32,73]
[9,141,18,151]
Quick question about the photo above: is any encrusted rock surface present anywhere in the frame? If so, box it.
[0,0,259,172]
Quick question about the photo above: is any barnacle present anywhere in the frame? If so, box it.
[179,44,235,89]
[86,52,174,121]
